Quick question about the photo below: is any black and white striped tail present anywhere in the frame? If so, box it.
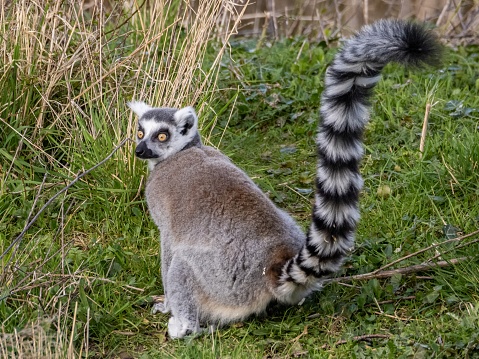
[275,20,442,303]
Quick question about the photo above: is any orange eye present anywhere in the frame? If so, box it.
[158,133,168,142]
[137,130,144,139]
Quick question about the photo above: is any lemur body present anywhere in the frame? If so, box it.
[147,145,305,324]
[128,20,441,338]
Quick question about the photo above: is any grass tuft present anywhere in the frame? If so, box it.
[0,301,84,359]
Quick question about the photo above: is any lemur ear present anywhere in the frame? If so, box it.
[128,101,152,118]
[174,106,198,135]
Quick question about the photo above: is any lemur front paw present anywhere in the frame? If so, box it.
[151,295,170,314]
[167,317,196,339]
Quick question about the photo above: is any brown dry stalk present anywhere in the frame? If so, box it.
[68,301,78,358]
[427,237,479,262]
[371,229,479,275]
[419,102,431,157]
[0,313,78,359]
[375,295,416,305]
[69,19,181,106]
[8,273,144,296]
[321,334,390,349]
[2,0,247,159]
[50,274,145,292]
[329,257,468,284]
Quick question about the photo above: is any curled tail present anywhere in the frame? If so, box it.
[275,20,442,303]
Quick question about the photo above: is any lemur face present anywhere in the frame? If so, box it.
[128,102,198,169]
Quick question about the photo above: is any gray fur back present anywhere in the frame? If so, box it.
[146,146,305,324]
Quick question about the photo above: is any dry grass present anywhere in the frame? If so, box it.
[226,0,479,44]
[0,0,247,168]
[0,0,247,356]
[0,302,83,359]
[436,0,479,45]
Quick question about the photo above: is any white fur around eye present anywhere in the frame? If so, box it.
[139,119,162,138]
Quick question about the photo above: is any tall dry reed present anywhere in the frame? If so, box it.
[0,1,247,356]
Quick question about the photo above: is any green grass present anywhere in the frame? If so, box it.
[1,2,479,357]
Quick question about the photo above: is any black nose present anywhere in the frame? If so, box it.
[135,142,157,159]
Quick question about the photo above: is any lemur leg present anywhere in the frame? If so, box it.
[165,257,203,339]
[152,240,173,314]
[151,278,171,315]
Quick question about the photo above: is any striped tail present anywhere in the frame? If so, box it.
[275,20,442,303]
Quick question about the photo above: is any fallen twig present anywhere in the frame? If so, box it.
[321,334,390,349]
[371,229,479,275]
[375,295,416,305]
[50,274,145,293]
[0,138,132,261]
[427,237,479,263]
[328,257,468,284]
[323,230,479,285]
[6,273,144,300]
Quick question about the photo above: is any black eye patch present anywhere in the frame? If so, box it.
[153,129,170,142]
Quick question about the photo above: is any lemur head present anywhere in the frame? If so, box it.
[128,101,201,170]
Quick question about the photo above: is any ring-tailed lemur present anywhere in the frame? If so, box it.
[128,20,442,338]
